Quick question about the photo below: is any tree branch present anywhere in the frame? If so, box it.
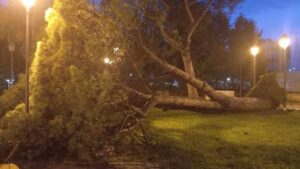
[184,0,195,24]
[186,0,212,47]
[138,33,229,102]
[157,22,184,53]
[142,2,184,52]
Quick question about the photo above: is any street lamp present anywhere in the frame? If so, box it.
[21,0,35,9]
[279,34,291,93]
[250,46,260,86]
[8,41,16,86]
[21,0,35,114]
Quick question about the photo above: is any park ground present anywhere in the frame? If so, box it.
[18,108,300,169]
[132,108,300,169]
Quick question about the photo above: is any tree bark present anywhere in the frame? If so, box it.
[182,52,199,98]
[122,85,274,111]
[122,85,222,110]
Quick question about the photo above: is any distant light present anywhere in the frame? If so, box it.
[129,73,133,77]
[227,77,231,82]
[172,80,180,87]
[279,34,291,49]
[250,46,260,57]
[113,47,119,53]
[289,69,292,72]
[292,67,296,71]
[104,57,111,64]
[21,0,36,9]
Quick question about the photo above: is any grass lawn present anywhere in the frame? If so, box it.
[138,108,300,169]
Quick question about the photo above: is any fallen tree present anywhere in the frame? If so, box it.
[105,0,278,111]
[138,39,276,111]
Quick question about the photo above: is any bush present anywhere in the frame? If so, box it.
[246,73,286,105]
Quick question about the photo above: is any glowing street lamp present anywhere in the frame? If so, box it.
[21,0,36,10]
[250,46,260,86]
[279,34,291,93]
[21,0,36,114]
[279,35,291,50]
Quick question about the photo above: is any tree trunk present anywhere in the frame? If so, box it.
[122,85,222,110]
[123,85,273,111]
[182,53,198,98]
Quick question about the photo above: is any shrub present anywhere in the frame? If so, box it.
[246,73,286,105]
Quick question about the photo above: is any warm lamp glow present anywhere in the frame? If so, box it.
[21,0,36,9]
[104,57,111,64]
[250,46,260,57]
[279,35,291,49]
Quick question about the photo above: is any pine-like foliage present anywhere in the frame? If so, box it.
[0,0,126,161]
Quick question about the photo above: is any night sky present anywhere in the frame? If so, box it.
[233,0,300,69]
[1,0,299,39]
[233,0,300,39]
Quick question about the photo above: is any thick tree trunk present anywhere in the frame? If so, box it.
[123,85,273,111]
[159,96,273,111]
[122,85,222,110]
[182,53,199,98]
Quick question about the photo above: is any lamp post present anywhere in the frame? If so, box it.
[21,0,35,114]
[8,41,16,86]
[250,46,260,86]
[278,34,291,92]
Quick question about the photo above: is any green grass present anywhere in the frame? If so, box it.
[138,109,300,169]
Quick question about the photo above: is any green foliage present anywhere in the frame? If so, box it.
[0,74,24,118]
[0,0,126,161]
[246,73,286,105]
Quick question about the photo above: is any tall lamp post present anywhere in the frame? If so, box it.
[279,34,291,92]
[8,41,16,86]
[21,0,35,114]
[250,46,260,86]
